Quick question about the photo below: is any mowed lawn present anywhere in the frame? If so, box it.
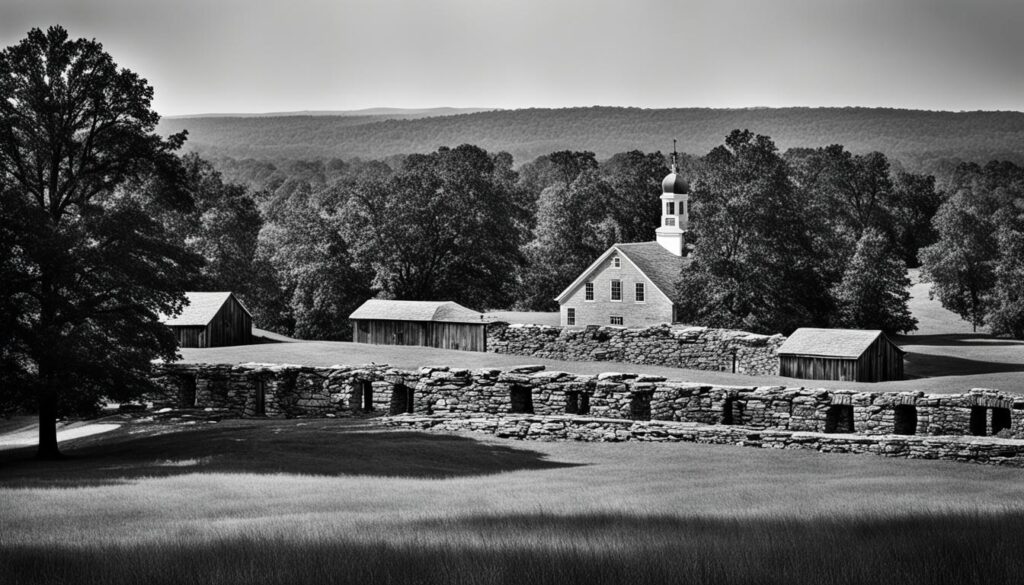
[2,419,1024,585]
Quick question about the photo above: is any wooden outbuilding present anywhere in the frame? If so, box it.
[349,299,487,352]
[777,328,905,382]
[161,292,253,348]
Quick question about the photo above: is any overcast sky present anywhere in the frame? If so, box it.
[2,0,1023,116]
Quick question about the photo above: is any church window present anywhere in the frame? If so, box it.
[567,308,576,326]
[666,202,675,215]
[612,257,620,268]
[585,282,594,301]
[635,283,645,302]
[610,316,623,326]
[611,280,621,301]
[664,217,676,226]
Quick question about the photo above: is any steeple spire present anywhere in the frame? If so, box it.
[656,138,689,256]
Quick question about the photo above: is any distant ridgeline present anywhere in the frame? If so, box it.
[158,107,1024,170]
[151,362,1024,466]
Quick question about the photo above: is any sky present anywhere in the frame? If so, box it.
[2,0,1023,116]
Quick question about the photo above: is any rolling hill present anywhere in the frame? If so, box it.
[157,106,1024,168]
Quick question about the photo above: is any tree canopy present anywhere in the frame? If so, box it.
[0,26,199,458]
[921,161,1024,336]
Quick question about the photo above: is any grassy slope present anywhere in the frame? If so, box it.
[2,419,1024,584]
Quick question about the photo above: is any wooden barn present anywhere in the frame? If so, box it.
[349,299,487,352]
[161,292,253,348]
[777,328,905,382]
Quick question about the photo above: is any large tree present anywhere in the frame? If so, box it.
[258,192,371,340]
[0,27,199,458]
[920,169,1003,331]
[517,170,618,310]
[677,130,830,334]
[343,145,525,310]
[832,228,917,334]
[601,150,668,244]
[922,161,1024,337]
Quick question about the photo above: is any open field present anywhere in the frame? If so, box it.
[2,418,1024,585]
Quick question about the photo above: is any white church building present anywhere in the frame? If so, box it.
[555,151,691,328]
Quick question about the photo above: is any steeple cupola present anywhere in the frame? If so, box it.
[655,140,689,256]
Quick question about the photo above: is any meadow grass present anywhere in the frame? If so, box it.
[4,511,1023,585]
[2,420,1024,584]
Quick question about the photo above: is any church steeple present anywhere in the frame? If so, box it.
[655,140,689,256]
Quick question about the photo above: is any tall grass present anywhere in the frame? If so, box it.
[4,511,1023,585]
[4,420,1024,584]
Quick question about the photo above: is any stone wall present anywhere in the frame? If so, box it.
[382,415,1024,467]
[151,362,1024,443]
[485,323,784,376]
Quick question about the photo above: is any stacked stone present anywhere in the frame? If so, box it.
[486,322,784,376]
[383,414,1024,467]
[150,362,1024,440]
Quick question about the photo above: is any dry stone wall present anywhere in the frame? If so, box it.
[383,415,1024,467]
[485,323,784,376]
[151,362,1024,440]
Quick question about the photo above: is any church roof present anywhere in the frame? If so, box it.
[554,241,690,303]
[614,242,691,298]
[662,172,689,194]
[778,328,904,358]
[349,299,484,324]
[160,292,248,327]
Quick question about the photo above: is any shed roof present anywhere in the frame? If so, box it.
[777,328,903,359]
[161,292,248,327]
[349,299,484,324]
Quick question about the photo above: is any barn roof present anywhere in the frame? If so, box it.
[160,292,249,327]
[778,328,904,358]
[554,241,690,303]
[349,299,484,324]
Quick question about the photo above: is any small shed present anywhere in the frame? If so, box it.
[161,292,253,348]
[777,328,905,382]
[349,299,486,352]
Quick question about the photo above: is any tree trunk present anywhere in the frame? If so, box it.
[36,376,63,460]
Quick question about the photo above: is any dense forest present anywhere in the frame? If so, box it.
[157,107,1024,175]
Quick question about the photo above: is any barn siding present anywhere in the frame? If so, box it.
[170,294,252,348]
[352,319,486,352]
[779,356,860,382]
[780,336,903,382]
[205,295,252,347]
[172,326,206,348]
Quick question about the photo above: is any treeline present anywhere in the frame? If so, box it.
[174,146,680,339]
[157,107,1024,175]
[172,132,1023,340]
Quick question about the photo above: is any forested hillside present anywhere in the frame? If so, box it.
[158,107,1024,172]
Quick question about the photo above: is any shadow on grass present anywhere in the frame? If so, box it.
[0,419,578,487]
[902,351,1024,378]
[895,333,1024,348]
[3,511,1023,585]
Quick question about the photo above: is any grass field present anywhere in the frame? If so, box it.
[3,419,1024,585]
